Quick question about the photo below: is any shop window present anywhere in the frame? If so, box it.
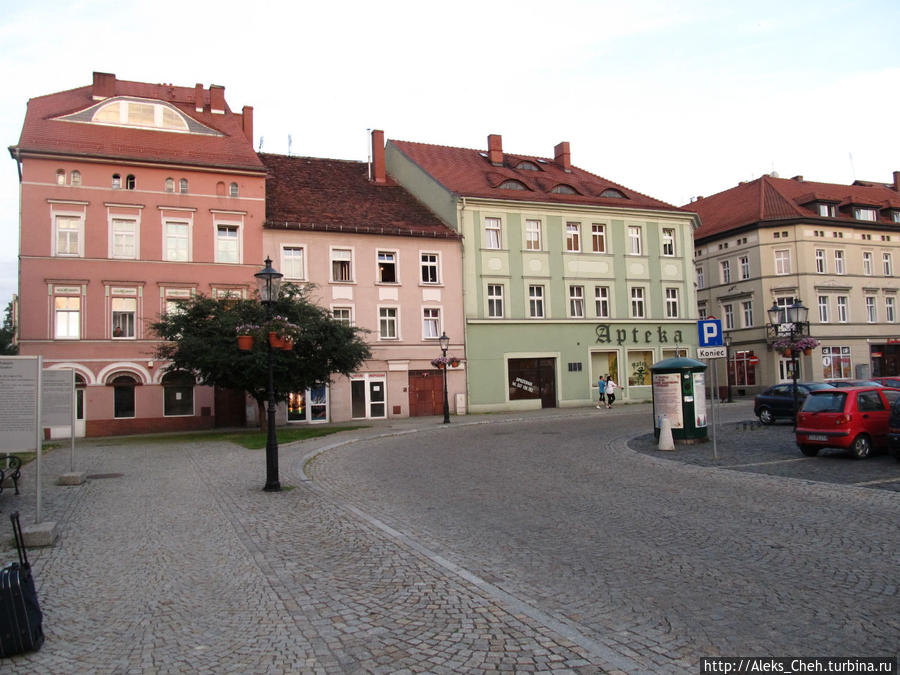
[163,371,194,416]
[626,350,652,386]
[111,375,137,418]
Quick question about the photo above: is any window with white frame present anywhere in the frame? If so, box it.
[591,224,607,253]
[866,296,877,323]
[854,207,876,221]
[484,217,501,249]
[721,260,731,284]
[863,251,873,275]
[110,218,137,259]
[54,295,80,339]
[164,220,190,261]
[331,249,353,282]
[528,285,545,318]
[662,228,676,256]
[834,250,845,275]
[822,346,851,379]
[111,297,136,338]
[817,203,836,217]
[487,284,504,318]
[837,295,848,322]
[595,286,610,318]
[774,249,791,275]
[164,289,191,315]
[628,226,642,255]
[229,182,239,198]
[281,246,305,280]
[886,296,896,323]
[377,251,397,283]
[70,170,81,186]
[332,307,352,326]
[739,255,750,279]
[723,303,734,330]
[420,253,439,284]
[423,307,440,338]
[165,177,175,192]
[742,300,753,327]
[378,307,398,339]
[818,295,829,323]
[630,287,645,319]
[665,288,679,318]
[54,214,83,257]
[698,305,707,320]
[569,285,584,318]
[56,169,65,185]
[524,219,542,251]
[179,178,189,194]
[815,249,826,274]
[565,223,581,252]
[216,224,240,263]
[772,296,795,323]
[696,266,704,289]
[884,252,893,276]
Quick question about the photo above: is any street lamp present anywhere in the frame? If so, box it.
[724,332,733,403]
[255,256,283,492]
[439,331,450,424]
[767,299,810,428]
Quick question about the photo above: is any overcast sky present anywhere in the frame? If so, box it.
[2,0,899,310]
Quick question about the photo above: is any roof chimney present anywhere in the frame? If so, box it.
[209,85,225,114]
[371,129,386,184]
[894,171,900,192]
[554,141,571,172]
[242,106,253,143]
[92,72,116,100]
[195,84,204,112]
[487,134,503,166]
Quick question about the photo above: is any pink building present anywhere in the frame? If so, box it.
[259,131,465,422]
[10,72,265,436]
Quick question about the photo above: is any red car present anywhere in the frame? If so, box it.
[795,386,900,459]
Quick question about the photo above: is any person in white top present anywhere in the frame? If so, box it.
[604,376,618,408]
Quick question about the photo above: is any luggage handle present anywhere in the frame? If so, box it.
[10,511,29,569]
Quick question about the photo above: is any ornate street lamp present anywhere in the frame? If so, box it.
[724,332,733,403]
[439,331,450,424]
[767,299,810,428]
[255,257,283,491]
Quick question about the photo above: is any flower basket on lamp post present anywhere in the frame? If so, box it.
[237,335,254,351]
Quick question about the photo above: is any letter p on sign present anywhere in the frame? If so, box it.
[697,319,723,346]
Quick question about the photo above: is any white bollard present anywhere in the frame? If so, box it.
[658,416,675,451]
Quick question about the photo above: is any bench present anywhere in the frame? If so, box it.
[0,456,22,497]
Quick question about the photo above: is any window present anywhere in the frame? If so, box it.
[863,251,873,276]
[834,250,845,275]
[817,204,836,217]
[866,296,877,323]
[600,188,626,199]
[70,170,81,186]
[524,219,542,251]
[591,224,607,253]
[499,180,527,190]
[837,295,848,323]
[229,182,239,198]
[420,253,439,284]
[886,297,896,323]
[739,255,750,279]
[377,251,397,283]
[164,289,191,315]
[569,285,584,318]
[815,249,826,274]
[516,161,539,171]
[378,307,398,339]
[56,169,66,185]
[893,211,900,224]
[331,249,353,282]
[854,207,876,221]
[484,217,501,249]
[165,177,175,192]
[818,295,829,323]
[594,286,610,318]
[332,307,352,326]
[662,228,675,256]
[696,266,704,289]
[630,287,645,319]
[528,285,545,318]
[772,296,795,323]
[721,260,731,284]
[125,174,136,190]
[112,375,137,419]
[112,173,121,189]
[742,300,753,327]
[723,303,734,330]
[110,218,137,259]
[628,226,642,255]
[92,99,190,132]
[551,184,577,194]
[487,284,504,318]
[163,372,194,416]
[884,252,893,276]
[111,297,136,338]
[822,346,851,379]
[665,288,679,318]
[774,249,791,275]
[565,223,581,252]
[282,246,305,280]
[54,215,82,256]
[698,306,707,320]
[423,308,440,338]
[55,296,80,339]
[164,221,190,261]
[179,178,189,194]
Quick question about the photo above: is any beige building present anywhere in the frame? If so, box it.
[691,172,900,394]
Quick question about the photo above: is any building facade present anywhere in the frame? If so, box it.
[691,172,900,394]
[387,135,700,412]
[10,72,266,436]
[259,132,465,423]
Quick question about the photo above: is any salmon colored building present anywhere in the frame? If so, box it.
[10,72,266,436]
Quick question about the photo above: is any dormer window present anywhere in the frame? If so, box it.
[817,203,837,217]
[499,180,527,191]
[892,211,900,224]
[516,161,540,171]
[600,188,626,199]
[91,98,190,132]
[854,207,877,221]
[551,184,577,195]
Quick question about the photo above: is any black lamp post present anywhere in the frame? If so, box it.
[724,332,733,403]
[255,257,283,491]
[439,331,450,424]
[767,299,810,428]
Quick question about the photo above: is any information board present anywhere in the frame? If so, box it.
[652,372,684,429]
[693,372,708,427]
[42,369,74,427]
[0,357,40,450]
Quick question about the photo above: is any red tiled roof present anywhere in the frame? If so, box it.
[259,153,460,240]
[689,174,900,241]
[389,139,685,213]
[10,76,263,172]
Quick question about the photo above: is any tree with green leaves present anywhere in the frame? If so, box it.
[0,300,17,355]
[151,284,370,426]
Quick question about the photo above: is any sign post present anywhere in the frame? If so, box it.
[698,319,725,461]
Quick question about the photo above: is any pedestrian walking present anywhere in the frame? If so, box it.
[596,374,606,408]
[604,375,618,408]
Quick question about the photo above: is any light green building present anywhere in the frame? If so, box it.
[387,135,700,411]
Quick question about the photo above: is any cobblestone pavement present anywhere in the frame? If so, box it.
[1,400,897,673]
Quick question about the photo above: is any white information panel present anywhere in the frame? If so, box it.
[652,372,684,429]
[0,357,40,450]
[42,369,74,427]
[693,372,708,427]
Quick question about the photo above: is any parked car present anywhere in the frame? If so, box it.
[872,376,900,388]
[825,379,884,388]
[888,396,900,461]
[754,382,834,424]
[795,386,900,458]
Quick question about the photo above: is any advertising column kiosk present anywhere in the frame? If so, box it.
[650,357,708,442]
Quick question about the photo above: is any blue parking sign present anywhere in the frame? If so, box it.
[698,319,723,346]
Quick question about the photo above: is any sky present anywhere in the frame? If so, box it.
[1,0,899,310]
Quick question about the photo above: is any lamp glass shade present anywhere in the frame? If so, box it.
[438,332,450,352]
[254,257,283,303]
[767,302,781,326]
[790,300,809,324]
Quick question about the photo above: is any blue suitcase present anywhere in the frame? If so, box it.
[0,512,44,657]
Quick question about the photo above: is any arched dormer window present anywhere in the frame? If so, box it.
[70,170,81,186]
[499,180,528,191]
[551,184,577,195]
[229,182,239,198]
[56,169,66,185]
[112,173,122,189]
[165,178,175,192]
[179,178,189,194]
[91,99,190,132]
[600,188,627,199]
[125,174,136,190]
[516,161,540,171]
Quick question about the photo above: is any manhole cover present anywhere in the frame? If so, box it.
[85,473,124,480]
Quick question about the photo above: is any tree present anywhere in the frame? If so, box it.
[0,300,17,355]
[151,284,370,425]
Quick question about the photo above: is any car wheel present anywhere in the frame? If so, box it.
[799,445,819,457]
[758,407,775,425]
[849,435,872,460]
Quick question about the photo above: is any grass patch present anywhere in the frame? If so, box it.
[93,425,366,449]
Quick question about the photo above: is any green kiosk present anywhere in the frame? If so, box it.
[650,357,708,442]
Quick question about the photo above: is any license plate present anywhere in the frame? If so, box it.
[807,434,828,442]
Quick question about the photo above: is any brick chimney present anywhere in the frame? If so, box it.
[371,129,386,184]
[487,134,503,166]
[894,171,900,192]
[209,85,225,114]
[92,72,116,100]
[554,141,571,172]
[242,106,253,143]
[195,84,204,112]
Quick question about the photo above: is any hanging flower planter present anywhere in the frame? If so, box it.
[237,335,254,351]
[269,331,282,349]
[782,348,792,357]
[281,337,294,351]
[804,348,812,356]
[450,358,460,368]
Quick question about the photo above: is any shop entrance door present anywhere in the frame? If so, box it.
[408,370,444,416]
[508,358,556,408]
